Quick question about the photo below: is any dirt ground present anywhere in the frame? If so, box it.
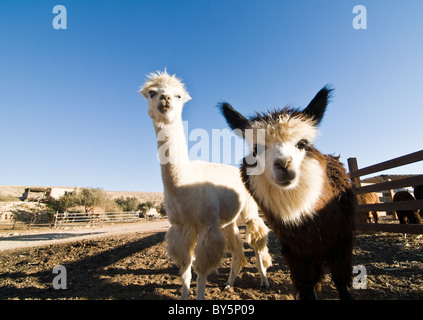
[0,220,422,300]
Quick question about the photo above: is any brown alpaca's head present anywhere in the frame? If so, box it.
[219,86,332,190]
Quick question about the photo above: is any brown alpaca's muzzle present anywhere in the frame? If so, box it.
[273,158,297,187]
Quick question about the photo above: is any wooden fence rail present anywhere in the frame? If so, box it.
[347,150,423,234]
[348,150,423,179]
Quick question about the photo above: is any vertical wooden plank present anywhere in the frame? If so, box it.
[381,175,396,218]
[348,158,361,187]
[347,158,368,224]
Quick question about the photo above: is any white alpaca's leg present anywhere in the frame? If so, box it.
[254,248,270,288]
[180,260,193,300]
[196,272,207,300]
[246,217,272,288]
[165,224,197,300]
[241,197,272,288]
[223,223,246,289]
[194,224,226,300]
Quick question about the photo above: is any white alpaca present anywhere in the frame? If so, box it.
[139,70,271,300]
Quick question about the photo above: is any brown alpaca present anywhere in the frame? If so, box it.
[358,192,380,223]
[220,86,355,299]
[393,191,422,224]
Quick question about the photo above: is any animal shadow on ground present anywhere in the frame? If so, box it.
[0,232,103,242]
[0,232,180,299]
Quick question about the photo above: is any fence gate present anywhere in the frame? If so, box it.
[347,150,423,234]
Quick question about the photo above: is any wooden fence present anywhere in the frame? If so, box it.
[347,150,423,234]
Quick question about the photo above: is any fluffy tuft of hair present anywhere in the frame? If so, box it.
[249,107,320,145]
[138,69,191,102]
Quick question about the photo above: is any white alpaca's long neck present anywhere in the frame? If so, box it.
[153,117,190,190]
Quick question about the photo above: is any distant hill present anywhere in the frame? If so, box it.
[0,185,164,204]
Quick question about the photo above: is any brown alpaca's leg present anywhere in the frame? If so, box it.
[283,249,322,300]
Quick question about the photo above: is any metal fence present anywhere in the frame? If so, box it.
[0,211,53,230]
[54,211,141,228]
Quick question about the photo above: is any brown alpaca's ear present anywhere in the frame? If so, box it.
[218,102,251,136]
[303,85,333,126]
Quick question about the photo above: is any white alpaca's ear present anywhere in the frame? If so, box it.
[182,93,192,104]
[138,87,150,100]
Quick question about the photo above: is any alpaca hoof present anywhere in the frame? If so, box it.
[260,282,270,290]
[224,284,233,291]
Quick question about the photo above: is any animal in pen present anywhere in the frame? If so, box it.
[358,192,380,223]
[414,185,423,218]
[220,86,355,299]
[393,191,422,224]
[139,70,271,300]
[414,185,423,201]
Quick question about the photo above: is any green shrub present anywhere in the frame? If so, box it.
[138,201,155,214]
[115,196,141,212]
[48,188,108,213]
[157,201,166,216]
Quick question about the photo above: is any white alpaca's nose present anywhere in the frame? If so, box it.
[158,94,172,113]
[160,94,171,102]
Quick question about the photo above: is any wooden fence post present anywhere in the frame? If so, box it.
[381,175,396,218]
[347,157,368,224]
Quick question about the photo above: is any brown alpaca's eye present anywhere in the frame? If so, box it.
[253,144,258,156]
[253,144,266,156]
[296,139,308,150]
[149,91,156,98]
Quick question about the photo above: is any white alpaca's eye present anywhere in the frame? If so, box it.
[149,91,156,98]
[176,95,181,99]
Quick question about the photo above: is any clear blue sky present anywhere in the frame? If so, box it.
[1,0,422,192]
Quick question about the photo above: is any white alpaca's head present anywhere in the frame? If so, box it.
[139,70,191,124]
[220,87,332,191]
